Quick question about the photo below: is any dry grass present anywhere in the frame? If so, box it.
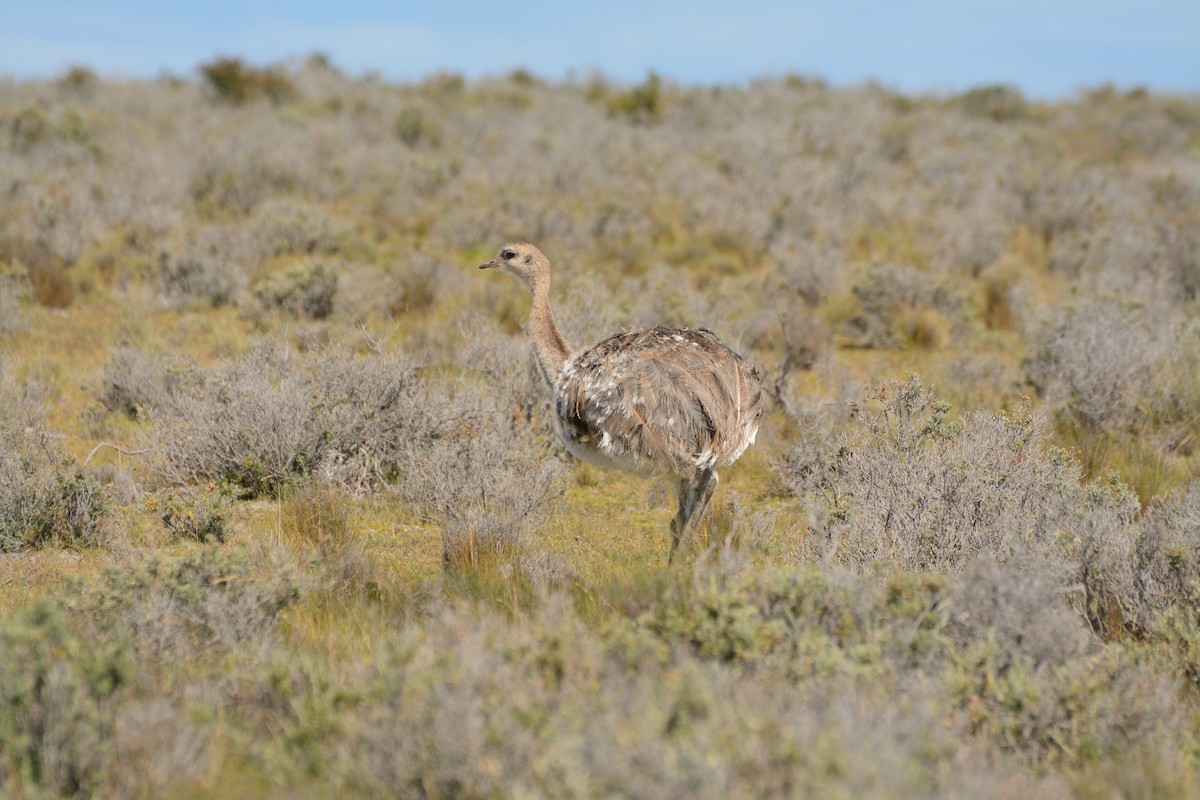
[278,486,375,599]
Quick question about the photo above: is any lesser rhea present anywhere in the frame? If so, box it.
[481,242,763,562]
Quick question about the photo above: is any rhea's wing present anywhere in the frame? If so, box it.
[558,327,761,472]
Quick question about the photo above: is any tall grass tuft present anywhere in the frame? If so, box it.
[279,485,374,599]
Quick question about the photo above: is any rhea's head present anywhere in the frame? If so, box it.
[479,242,551,291]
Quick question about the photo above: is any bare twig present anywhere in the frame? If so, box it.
[357,322,394,356]
[83,442,152,466]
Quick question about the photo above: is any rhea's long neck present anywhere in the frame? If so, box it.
[528,277,572,389]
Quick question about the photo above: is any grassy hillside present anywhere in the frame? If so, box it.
[1,59,1199,797]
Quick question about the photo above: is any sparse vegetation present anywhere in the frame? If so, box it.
[1,366,110,551]
[1,61,1198,797]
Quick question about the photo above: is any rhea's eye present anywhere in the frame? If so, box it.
[501,249,516,260]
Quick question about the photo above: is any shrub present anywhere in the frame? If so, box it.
[6,105,49,152]
[151,343,453,496]
[255,199,343,257]
[158,228,251,309]
[8,190,95,276]
[1125,481,1200,630]
[893,306,949,349]
[394,105,441,147]
[156,487,233,543]
[91,461,140,507]
[111,699,214,799]
[26,259,76,308]
[189,163,274,218]
[639,564,949,673]
[0,603,131,798]
[200,56,296,104]
[945,639,1177,767]
[398,385,568,565]
[779,376,1192,641]
[99,345,195,420]
[772,392,855,498]
[325,261,403,322]
[33,466,109,547]
[150,346,328,496]
[1026,299,1180,431]
[954,84,1029,121]
[1149,608,1200,693]
[946,557,1091,668]
[250,262,338,320]
[842,264,960,349]
[978,258,1028,331]
[606,72,664,124]
[335,593,1070,799]
[639,560,1180,772]
[0,368,110,552]
[787,376,1127,572]
[0,268,30,334]
[771,237,842,308]
[460,322,552,433]
[56,65,98,96]
[746,305,833,404]
[0,567,257,799]
[76,545,302,662]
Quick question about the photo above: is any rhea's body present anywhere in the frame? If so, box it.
[556,326,761,478]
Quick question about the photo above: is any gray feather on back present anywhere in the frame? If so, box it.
[557,326,763,476]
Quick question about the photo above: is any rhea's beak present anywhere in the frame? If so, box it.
[479,259,496,270]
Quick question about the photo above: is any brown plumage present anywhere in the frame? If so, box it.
[480,242,763,562]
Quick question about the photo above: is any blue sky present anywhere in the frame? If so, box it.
[1,1,1196,97]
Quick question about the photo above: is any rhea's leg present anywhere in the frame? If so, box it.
[686,468,718,540]
[668,477,688,564]
[670,468,718,564]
